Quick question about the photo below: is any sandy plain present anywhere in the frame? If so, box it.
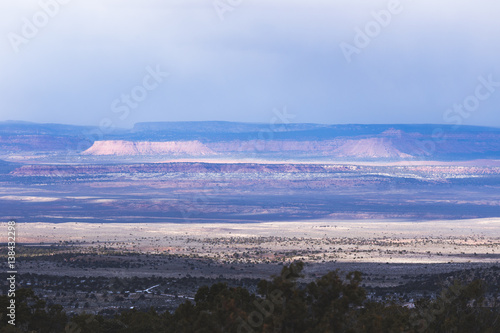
[12,218,500,265]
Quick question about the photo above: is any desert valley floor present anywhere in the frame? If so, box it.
[4,218,499,315]
[14,218,500,267]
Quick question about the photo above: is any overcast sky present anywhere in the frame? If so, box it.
[0,0,499,128]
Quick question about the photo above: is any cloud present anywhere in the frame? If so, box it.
[0,0,499,127]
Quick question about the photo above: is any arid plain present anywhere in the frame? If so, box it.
[2,122,500,316]
[14,218,500,266]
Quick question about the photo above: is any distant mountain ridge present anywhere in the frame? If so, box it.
[2,121,500,161]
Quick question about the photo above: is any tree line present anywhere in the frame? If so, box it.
[1,262,499,333]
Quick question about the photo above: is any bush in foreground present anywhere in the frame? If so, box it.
[1,262,499,332]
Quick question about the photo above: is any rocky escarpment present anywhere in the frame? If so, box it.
[2,121,500,161]
[83,138,419,159]
[82,140,215,156]
[10,162,500,178]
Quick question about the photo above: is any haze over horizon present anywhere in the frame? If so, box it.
[1,0,499,127]
[2,119,500,132]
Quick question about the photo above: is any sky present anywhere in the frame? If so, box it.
[0,0,499,128]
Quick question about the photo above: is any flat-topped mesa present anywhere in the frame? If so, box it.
[82,140,215,156]
[2,122,500,160]
[332,137,413,159]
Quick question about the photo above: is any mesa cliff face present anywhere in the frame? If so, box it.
[2,121,500,161]
[332,138,413,159]
[81,138,415,159]
[82,140,215,156]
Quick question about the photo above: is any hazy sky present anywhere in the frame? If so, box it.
[0,0,499,128]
